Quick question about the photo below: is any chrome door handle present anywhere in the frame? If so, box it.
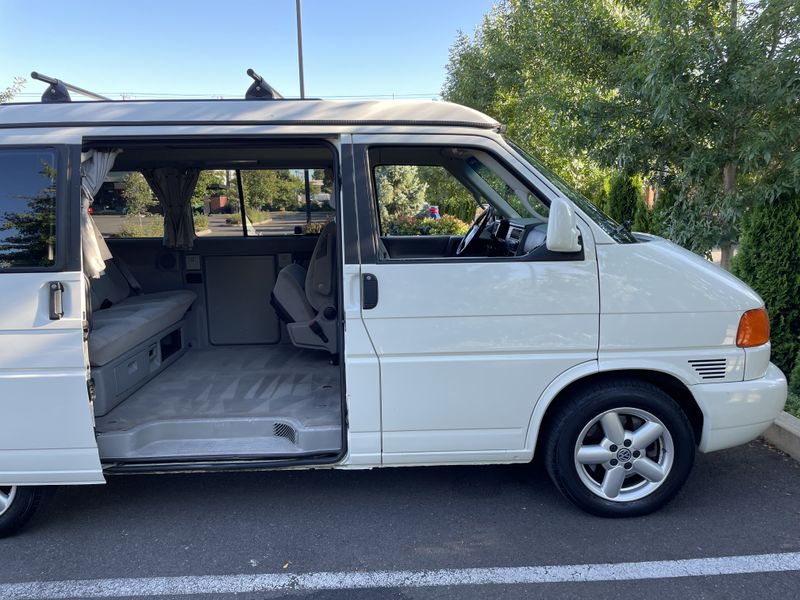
[48,281,64,320]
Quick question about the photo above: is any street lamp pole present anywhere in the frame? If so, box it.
[296,0,312,225]
[296,0,306,100]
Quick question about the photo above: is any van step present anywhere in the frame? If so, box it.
[96,417,339,461]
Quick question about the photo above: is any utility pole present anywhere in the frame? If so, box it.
[296,0,312,225]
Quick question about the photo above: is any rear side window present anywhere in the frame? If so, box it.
[0,149,58,268]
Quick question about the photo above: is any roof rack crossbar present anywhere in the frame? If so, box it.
[31,71,110,103]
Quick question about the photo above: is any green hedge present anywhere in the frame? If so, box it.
[384,214,469,236]
[732,196,800,377]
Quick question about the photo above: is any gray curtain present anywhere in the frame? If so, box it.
[142,168,199,249]
[81,150,121,278]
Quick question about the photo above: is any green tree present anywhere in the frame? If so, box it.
[444,0,800,269]
[417,166,478,223]
[229,170,305,212]
[191,170,226,211]
[732,196,800,376]
[0,77,25,103]
[0,161,56,267]
[121,172,156,216]
[633,196,652,234]
[375,165,428,221]
[606,173,642,226]
[443,3,611,203]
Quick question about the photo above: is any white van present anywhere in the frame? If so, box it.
[0,91,787,536]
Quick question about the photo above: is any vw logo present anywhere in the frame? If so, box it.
[617,448,632,462]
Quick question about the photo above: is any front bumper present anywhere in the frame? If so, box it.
[692,362,787,453]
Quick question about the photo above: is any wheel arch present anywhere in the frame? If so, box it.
[527,366,704,459]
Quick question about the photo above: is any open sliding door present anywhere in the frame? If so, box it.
[0,145,103,485]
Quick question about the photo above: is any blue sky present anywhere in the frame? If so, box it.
[1,0,494,101]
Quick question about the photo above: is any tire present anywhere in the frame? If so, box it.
[544,379,695,517]
[0,486,45,538]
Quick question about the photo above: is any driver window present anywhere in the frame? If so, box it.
[369,146,553,261]
[373,165,478,237]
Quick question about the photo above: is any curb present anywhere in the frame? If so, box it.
[763,411,800,462]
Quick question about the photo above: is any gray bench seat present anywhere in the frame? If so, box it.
[89,290,196,367]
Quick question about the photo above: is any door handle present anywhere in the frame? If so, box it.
[362,273,379,310]
[48,281,64,320]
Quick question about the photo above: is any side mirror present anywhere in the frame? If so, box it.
[546,197,582,253]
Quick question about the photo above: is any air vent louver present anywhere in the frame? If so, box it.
[273,422,297,444]
[688,359,727,380]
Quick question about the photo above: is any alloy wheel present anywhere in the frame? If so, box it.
[573,407,674,502]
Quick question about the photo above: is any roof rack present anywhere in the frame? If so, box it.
[245,69,283,100]
[31,71,110,103]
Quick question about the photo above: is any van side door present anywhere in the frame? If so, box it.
[351,134,600,465]
[0,146,103,485]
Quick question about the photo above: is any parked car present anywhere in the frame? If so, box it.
[0,94,786,537]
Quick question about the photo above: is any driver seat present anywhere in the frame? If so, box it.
[271,221,338,354]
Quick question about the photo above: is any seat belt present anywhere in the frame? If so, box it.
[114,257,143,295]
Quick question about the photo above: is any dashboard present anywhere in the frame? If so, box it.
[489,218,548,257]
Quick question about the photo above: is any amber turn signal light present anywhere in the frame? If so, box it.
[736,308,770,348]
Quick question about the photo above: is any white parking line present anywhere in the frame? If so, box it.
[3,552,799,599]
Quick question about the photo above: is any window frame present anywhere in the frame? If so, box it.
[0,144,77,273]
[356,142,584,265]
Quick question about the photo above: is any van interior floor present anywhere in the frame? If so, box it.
[95,345,342,462]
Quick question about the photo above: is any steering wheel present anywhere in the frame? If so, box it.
[456,206,495,256]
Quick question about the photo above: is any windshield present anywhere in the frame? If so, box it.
[504,139,637,244]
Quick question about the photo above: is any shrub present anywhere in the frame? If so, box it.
[384,214,469,236]
[193,214,209,232]
[606,172,642,226]
[789,348,800,401]
[440,196,479,223]
[116,216,164,238]
[633,196,652,233]
[303,221,328,234]
[732,196,800,376]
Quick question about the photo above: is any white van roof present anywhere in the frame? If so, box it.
[0,99,500,131]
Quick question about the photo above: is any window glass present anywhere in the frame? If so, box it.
[504,138,636,244]
[0,149,57,268]
[95,168,334,239]
[466,156,549,220]
[374,165,477,236]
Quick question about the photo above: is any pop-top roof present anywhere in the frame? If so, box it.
[0,99,500,130]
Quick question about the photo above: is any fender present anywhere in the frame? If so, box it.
[524,360,598,454]
[524,356,709,457]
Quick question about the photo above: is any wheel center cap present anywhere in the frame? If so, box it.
[616,448,632,462]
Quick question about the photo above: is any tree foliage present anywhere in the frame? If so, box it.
[732,195,800,375]
[606,173,641,226]
[121,172,157,216]
[0,161,56,267]
[417,166,479,223]
[375,165,428,222]
[444,0,800,265]
[228,170,305,212]
[0,77,25,103]
[191,170,226,210]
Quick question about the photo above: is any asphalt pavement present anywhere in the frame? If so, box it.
[0,441,798,599]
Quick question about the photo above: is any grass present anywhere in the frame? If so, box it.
[115,214,211,237]
[117,215,164,238]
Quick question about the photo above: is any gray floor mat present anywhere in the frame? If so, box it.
[96,345,341,433]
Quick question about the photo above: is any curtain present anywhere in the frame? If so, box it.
[81,149,121,279]
[142,168,199,249]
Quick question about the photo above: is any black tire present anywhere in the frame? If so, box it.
[0,486,45,538]
[544,379,695,517]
